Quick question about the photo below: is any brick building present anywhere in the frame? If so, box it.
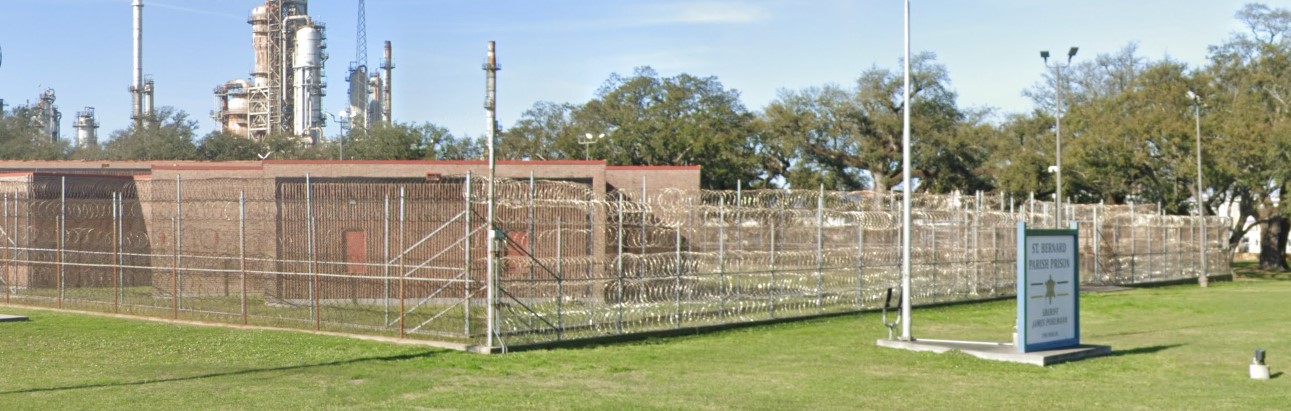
[0,160,699,302]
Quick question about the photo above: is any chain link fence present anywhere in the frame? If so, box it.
[0,175,1229,350]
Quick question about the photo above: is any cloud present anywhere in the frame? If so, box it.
[630,1,771,26]
[442,1,771,35]
[149,1,242,19]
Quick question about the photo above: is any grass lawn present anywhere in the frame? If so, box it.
[0,266,1287,410]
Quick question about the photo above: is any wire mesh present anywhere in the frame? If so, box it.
[0,175,1230,350]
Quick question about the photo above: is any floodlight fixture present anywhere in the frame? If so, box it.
[1040,50,1050,62]
[1067,47,1079,62]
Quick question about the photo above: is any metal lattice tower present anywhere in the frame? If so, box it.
[345,0,371,131]
[355,0,367,69]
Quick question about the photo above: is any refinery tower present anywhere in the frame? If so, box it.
[214,0,327,143]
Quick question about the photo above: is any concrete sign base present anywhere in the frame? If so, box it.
[876,338,1111,367]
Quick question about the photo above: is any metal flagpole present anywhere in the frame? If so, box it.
[900,0,914,341]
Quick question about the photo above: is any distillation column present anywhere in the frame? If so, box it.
[292,24,325,142]
[74,107,100,148]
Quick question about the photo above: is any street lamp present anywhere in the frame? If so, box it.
[579,133,605,160]
[328,110,351,160]
[1041,46,1078,226]
[1188,90,1208,287]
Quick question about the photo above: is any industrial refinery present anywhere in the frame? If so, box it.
[0,0,404,148]
[213,0,392,143]
[33,89,62,142]
[213,0,328,143]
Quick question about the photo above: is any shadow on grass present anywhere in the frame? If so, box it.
[0,350,439,395]
[1231,261,1291,281]
[1271,371,1284,379]
[1106,344,1183,358]
[1236,271,1291,281]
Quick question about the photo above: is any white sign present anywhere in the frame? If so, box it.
[1017,225,1080,352]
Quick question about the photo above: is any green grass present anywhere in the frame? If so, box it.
[0,270,1288,409]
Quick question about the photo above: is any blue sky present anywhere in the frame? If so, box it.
[0,0,1262,143]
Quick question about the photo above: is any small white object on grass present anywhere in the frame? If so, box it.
[1250,348,1270,380]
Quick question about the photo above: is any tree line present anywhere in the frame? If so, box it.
[1,4,1289,269]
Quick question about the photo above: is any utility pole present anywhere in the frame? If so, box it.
[1188,90,1208,288]
[483,40,500,350]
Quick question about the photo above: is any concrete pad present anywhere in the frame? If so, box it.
[876,338,1111,366]
[0,314,28,322]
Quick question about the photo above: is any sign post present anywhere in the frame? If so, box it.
[1017,222,1080,352]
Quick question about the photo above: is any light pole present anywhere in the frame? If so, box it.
[1041,46,1078,226]
[579,133,605,160]
[1188,90,1208,287]
[328,111,350,160]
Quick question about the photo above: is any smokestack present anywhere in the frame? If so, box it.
[382,41,393,126]
[131,0,143,127]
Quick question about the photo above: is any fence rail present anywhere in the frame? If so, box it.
[0,176,1229,350]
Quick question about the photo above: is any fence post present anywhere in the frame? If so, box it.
[399,187,406,339]
[641,177,647,257]
[383,193,392,330]
[930,212,938,303]
[734,184,743,311]
[991,217,999,296]
[464,172,472,337]
[1130,201,1137,283]
[112,192,119,312]
[718,196,727,321]
[12,190,20,302]
[973,191,981,296]
[674,222,682,327]
[59,176,65,309]
[1029,192,1035,225]
[1148,207,1156,281]
[240,191,248,325]
[2,193,7,305]
[118,192,127,310]
[688,195,695,256]
[1094,200,1102,285]
[769,199,778,319]
[306,174,319,330]
[1111,203,1120,283]
[528,172,536,325]
[816,184,824,312]
[585,188,593,303]
[615,191,624,334]
[856,211,865,308]
[555,219,564,340]
[175,175,183,314]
